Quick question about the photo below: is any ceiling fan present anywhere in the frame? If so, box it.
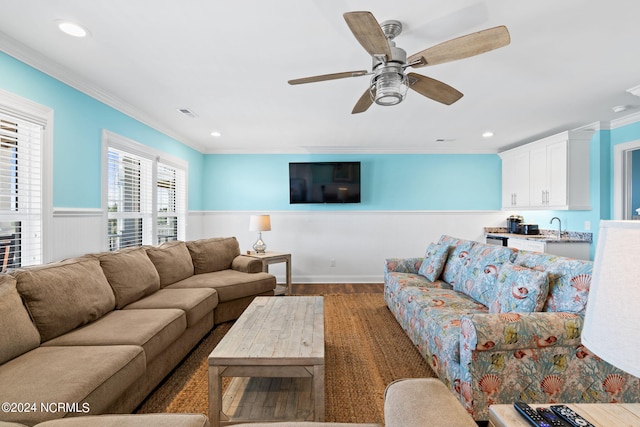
[288,11,510,114]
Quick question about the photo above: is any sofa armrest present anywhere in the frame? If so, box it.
[384,378,476,427]
[461,312,584,354]
[384,257,423,274]
[231,255,264,273]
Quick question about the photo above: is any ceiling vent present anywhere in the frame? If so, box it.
[177,108,197,118]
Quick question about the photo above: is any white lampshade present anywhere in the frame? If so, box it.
[249,215,271,232]
[581,220,640,377]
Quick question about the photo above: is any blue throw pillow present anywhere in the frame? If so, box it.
[418,242,450,281]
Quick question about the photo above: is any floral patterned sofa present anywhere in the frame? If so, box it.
[384,235,640,421]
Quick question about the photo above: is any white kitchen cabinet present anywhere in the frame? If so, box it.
[500,130,592,210]
[501,150,530,208]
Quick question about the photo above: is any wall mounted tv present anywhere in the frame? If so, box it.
[289,162,361,204]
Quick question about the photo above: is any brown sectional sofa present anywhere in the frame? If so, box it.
[0,237,276,426]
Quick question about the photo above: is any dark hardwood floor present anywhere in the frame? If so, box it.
[291,283,383,295]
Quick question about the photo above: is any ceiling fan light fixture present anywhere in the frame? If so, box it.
[370,66,408,106]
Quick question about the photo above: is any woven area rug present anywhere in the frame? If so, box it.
[137,294,435,424]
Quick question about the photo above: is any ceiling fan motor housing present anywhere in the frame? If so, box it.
[370,43,408,106]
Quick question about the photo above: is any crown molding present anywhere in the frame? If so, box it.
[611,111,640,129]
[0,31,207,154]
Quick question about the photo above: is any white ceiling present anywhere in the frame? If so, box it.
[1,0,639,154]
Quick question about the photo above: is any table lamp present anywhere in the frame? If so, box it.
[581,220,640,377]
[249,214,271,254]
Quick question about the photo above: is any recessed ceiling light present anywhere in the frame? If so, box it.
[210,131,222,137]
[57,20,90,38]
[482,131,494,138]
[612,105,630,113]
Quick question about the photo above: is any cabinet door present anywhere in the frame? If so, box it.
[529,145,548,207]
[546,140,568,207]
[502,151,530,208]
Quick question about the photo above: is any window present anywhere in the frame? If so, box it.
[103,131,187,251]
[0,91,51,271]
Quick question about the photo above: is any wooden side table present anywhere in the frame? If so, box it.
[489,403,640,427]
[246,251,292,295]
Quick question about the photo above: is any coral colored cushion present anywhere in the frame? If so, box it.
[418,243,450,281]
[490,262,550,313]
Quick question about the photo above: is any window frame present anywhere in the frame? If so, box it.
[101,130,188,251]
[0,88,53,267]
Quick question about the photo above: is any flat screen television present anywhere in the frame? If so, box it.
[289,162,361,204]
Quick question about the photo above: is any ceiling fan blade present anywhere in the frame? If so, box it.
[408,25,510,68]
[352,88,374,114]
[288,70,368,85]
[407,73,463,105]
[343,11,392,60]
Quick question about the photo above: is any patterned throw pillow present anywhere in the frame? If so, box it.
[489,262,550,313]
[418,242,450,281]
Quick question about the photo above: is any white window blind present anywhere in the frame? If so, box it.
[157,162,186,243]
[107,147,153,250]
[0,113,42,270]
[105,131,187,251]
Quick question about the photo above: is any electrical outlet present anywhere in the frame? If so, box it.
[330,258,336,267]
[584,221,591,231]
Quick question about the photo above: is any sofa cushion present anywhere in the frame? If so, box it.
[123,288,218,327]
[42,309,186,363]
[513,251,592,313]
[93,247,161,309]
[186,237,240,274]
[35,414,211,427]
[14,257,116,342]
[166,270,275,302]
[438,236,477,286]
[0,275,40,364]
[418,243,450,281]
[0,345,144,425]
[453,244,516,307]
[146,241,194,287]
[489,263,550,313]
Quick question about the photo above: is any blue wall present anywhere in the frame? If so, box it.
[0,52,205,210]
[5,50,640,247]
[202,153,502,211]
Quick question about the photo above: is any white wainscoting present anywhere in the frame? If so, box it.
[195,210,509,284]
[49,209,509,284]
[50,208,105,263]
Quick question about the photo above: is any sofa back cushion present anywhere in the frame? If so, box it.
[14,257,116,342]
[93,247,161,308]
[489,262,550,313]
[187,237,240,274]
[513,251,592,313]
[0,274,41,364]
[438,235,478,286]
[453,243,516,307]
[146,241,194,287]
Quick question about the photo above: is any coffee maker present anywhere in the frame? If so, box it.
[506,215,523,234]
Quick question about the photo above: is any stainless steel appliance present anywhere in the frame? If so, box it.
[486,235,509,246]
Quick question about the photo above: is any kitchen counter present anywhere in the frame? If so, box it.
[484,227,592,243]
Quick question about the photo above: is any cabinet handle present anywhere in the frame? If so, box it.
[546,190,549,205]
[542,190,545,205]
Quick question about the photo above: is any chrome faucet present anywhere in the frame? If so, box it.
[550,217,562,239]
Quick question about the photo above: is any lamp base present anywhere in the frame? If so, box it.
[253,232,267,254]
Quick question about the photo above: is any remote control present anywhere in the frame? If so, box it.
[537,407,570,426]
[550,405,595,427]
[514,401,552,427]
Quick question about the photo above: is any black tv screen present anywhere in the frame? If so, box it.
[289,162,361,204]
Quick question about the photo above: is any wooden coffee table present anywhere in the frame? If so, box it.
[208,296,324,426]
